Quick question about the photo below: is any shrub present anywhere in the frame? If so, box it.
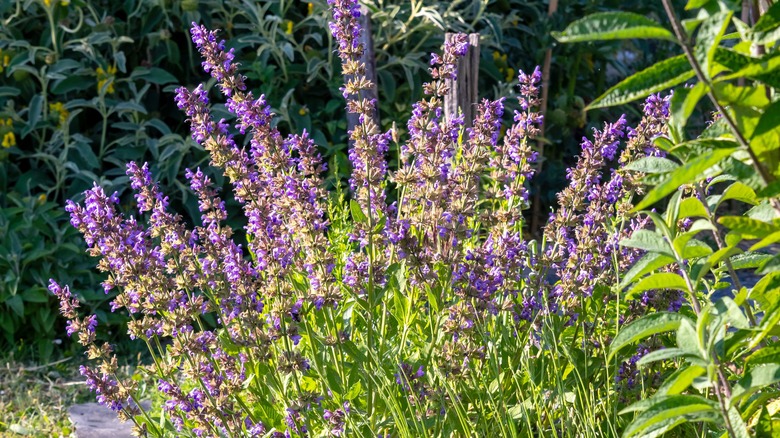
[4,0,646,357]
[555,0,780,435]
[51,1,695,436]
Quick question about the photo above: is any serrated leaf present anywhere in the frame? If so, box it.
[634,147,737,211]
[610,313,688,360]
[588,55,694,109]
[627,273,689,300]
[553,12,674,43]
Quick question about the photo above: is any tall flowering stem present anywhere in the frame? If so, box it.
[49,1,683,434]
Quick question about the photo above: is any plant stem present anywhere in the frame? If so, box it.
[661,0,776,190]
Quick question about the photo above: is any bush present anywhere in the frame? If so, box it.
[49,0,734,436]
[4,0,660,357]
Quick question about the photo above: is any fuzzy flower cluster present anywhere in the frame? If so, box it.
[51,0,674,435]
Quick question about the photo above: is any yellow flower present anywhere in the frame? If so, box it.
[307,2,314,15]
[505,68,515,83]
[96,65,117,94]
[37,194,47,205]
[43,0,51,6]
[49,102,69,128]
[298,106,309,116]
[285,20,294,35]
[0,50,8,73]
[62,0,70,5]
[2,132,15,148]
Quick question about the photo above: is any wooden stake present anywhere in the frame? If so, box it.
[444,33,480,129]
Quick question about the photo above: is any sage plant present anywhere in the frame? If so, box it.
[53,0,676,436]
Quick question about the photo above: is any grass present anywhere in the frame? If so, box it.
[0,355,88,437]
[0,352,151,438]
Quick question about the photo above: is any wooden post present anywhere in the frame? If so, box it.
[444,33,480,129]
[346,5,380,133]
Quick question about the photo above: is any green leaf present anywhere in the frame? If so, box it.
[714,83,770,109]
[610,313,688,360]
[350,200,366,223]
[713,296,750,330]
[746,346,780,370]
[656,365,706,397]
[0,86,21,97]
[714,47,780,88]
[51,75,92,94]
[751,2,780,44]
[750,100,780,178]
[719,216,779,239]
[620,229,674,258]
[669,82,707,142]
[694,11,733,78]
[5,295,24,317]
[730,252,774,270]
[718,182,758,207]
[552,12,674,43]
[619,252,676,290]
[751,297,780,349]
[636,348,686,367]
[731,364,780,406]
[626,156,680,174]
[750,231,780,251]
[25,94,43,136]
[623,395,720,438]
[678,197,709,219]
[750,271,780,308]
[627,273,689,300]
[686,0,713,9]
[677,317,703,357]
[681,239,713,259]
[634,147,737,211]
[130,67,178,85]
[717,52,780,84]
[587,55,694,109]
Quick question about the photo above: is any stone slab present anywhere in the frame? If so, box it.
[68,402,138,438]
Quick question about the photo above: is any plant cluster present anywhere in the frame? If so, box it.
[2,0,660,358]
[48,1,741,437]
[553,0,780,435]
